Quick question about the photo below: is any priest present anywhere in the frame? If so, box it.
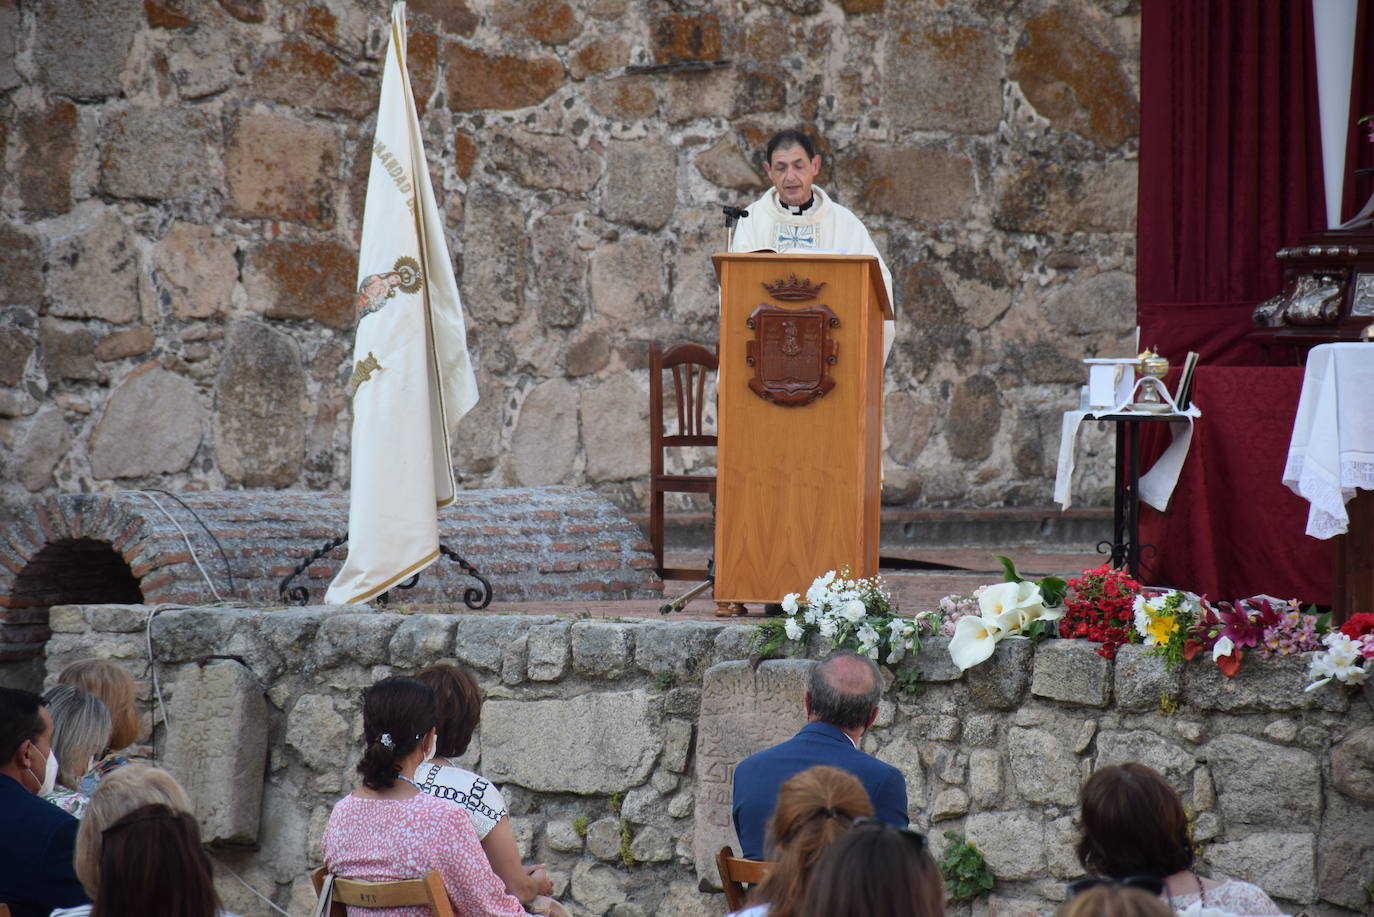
[730,128,896,358]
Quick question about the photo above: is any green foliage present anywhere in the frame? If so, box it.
[892,666,925,698]
[653,671,675,692]
[573,815,589,837]
[749,617,791,659]
[609,790,624,815]
[1158,690,1181,716]
[995,554,1067,607]
[938,831,995,901]
[619,817,636,866]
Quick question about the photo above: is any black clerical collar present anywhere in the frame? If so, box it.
[782,194,816,215]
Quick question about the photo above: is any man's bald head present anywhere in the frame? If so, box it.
[805,650,883,731]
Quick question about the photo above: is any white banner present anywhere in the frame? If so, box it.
[326,2,479,605]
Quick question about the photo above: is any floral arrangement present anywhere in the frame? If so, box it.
[1306,613,1374,691]
[1059,565,1142,659]
[1132,589,1206,668]
[935,586,987,636]
[947,557,1066,672]
[750,569,939,666]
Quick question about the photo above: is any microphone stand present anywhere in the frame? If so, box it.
[723,205,748,250]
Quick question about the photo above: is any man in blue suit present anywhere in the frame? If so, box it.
[0,688,89,917]
[731,649,909,859]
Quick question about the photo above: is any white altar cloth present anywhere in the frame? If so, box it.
[1054,401,1201,512]
[1282,342,1374,539]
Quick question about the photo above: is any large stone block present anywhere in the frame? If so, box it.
[1331,726,1374,805]
[215,321,307,488]
[1317,793,1374,910]
[1111,644,1183,712]
[1009,7,1138,150]
[0,226,43,307]
[636,621,723,680]
[602,139,676,229]
[1205,831,1315,903]
[407,0,477,35]
[226,112,339,226]
[31,0,140,99]
[461,190,526,325]
[694,136,764,192]
[491,0,582,46]
[284,692,351,773]
[570,621,635,678]
[875,734,927,813]
[1093,729,1194,789]
[994,158,1137,235]
[163,660,268,843]
[1008,726,1079,806]
[650,11,721,63]
[17,100,78,213]
[45,205,142,324]
[388,615,459,669]
[966,637,1032,710]
[1032,639,1111,707]
[582,375,649,482]
[252,39,374,118]
[90,364,206,479]
[101,106,222,201]
[241,237,356,329]
[155,223,238,319]
[843,141,975,223]
[0,0,18,90]
[530,210,589,328]
[510,378,579,486]
[692,659,809,885]
[14,406,70,492]
[590,236,664,325]
[1185,652,1346,714]
[570,35,628,79]
[884,24,1001,134]
[314,614,403,668]
[445,45,565,111]
[588,75,659,121]
[1040,272,1136,338]
[966,810,1046,880]
[945,374,1001,463]
[483,691,663,793]
[39,319,98,382]
[487,130,600,193]
[1204,734,1320,826]
[526,621,570,681]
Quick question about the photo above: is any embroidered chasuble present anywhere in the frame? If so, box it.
[730,186,896,358]
[325,2,478,605]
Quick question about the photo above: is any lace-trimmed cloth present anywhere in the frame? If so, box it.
[1283,343,1374,539]
[1169,878,1284,916]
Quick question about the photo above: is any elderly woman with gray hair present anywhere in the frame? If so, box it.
[40,684,112,819]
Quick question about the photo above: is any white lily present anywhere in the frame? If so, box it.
[949,614,1003,671]
[1211,635,1234,661]
[979,581,1046,633]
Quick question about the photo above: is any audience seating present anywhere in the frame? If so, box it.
[715,845,773,912]
[648,341,719,581]
[311,866,454,917]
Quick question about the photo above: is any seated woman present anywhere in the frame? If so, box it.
[322,676,529,917]
[1059,882,1173,917]
[800,818,944,917]
[52,763,229,917]
[733,765,875,917]
[40,685,112,818]
[413,664,562,911]
[1077,763,1282,915]
[57,660,142,794]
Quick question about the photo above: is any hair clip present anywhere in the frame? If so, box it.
[379,733,394,748]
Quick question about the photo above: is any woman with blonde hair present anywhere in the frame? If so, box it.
[40,685,111,818]
[57,660,141,793]
[732,765,875,917]
[51,764,226,917]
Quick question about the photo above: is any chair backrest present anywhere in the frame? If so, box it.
[716,845,773,913]
[312,866,454,917]
[0,902,11,917]
[650,341,718,452]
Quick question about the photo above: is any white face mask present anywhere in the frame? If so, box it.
[423,734,438,763]
[28,746,58,796]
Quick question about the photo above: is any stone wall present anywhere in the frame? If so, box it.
[45,603,1374,917]
[0,0,1137,525]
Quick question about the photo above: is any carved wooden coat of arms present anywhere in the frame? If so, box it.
[745,304,839,406]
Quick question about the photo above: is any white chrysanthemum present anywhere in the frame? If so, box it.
[842,599,867,622]
[818,618,838,638]
[784,618,804,641]
[781,593,799,614]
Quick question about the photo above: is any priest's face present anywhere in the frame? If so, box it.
[765,144,821,207]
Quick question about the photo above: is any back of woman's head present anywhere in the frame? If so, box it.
[1057,883,1173,917]
[42,684,112,789]
[58,659,140,751]
[77,765,195,897]
[91,803,220,917]
[414,663,482,759]
[1076,763,1193,878]
[358,676,437,790]
[800,821,945,917]
[753,766,875,917]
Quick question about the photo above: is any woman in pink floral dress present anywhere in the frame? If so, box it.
[322,677,528,917]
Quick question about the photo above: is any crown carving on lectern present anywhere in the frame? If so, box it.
[762,274,825,301]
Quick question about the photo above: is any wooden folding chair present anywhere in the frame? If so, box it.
[715,845,773,913]
[312,865,454,917]
[649,340,719,581]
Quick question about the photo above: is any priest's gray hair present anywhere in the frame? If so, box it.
[806,649,882,730]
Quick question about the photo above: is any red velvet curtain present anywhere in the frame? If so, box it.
[1137,1,1326,366]
[1341,1,1374,222]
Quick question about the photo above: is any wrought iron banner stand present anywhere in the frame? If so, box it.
[278,536,492,609]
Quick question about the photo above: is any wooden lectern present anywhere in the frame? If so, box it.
[711,253,893,615]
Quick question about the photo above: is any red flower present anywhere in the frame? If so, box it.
[1340,613,1374,640]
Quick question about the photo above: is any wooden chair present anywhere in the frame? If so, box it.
[649,341,719,581]
[311,866,454,917]
[1,903,11,917]
[715,845,773,912]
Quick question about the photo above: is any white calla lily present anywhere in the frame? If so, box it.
[949,614,1002,671]
[1211,635,1234,661]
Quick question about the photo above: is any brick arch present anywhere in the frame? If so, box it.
[0,489,659,665]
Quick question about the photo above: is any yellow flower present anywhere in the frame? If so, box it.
[1146,613,1180,644]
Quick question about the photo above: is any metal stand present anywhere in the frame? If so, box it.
[660,559,714,615]
[723,205,748,251]
[1094,414,1177,581]
[278,536,492,609]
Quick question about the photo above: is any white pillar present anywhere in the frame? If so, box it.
[1312,0,1360,228]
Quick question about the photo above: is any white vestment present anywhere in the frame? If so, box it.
[730,186,895,358]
